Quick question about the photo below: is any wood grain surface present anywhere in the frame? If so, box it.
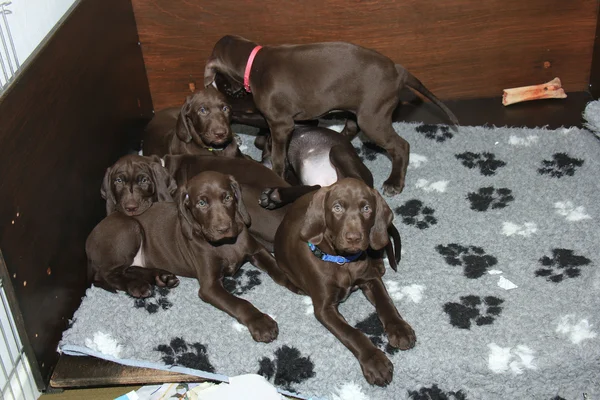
[50,355,200,388]
[131,0,597,110]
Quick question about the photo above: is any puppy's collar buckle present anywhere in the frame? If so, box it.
[244,45,262,93]
[307,242,362,265]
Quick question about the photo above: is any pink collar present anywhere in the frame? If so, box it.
[244,45,262,93]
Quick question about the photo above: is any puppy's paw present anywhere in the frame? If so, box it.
[386,320,416,350]
[246,313,279,343]
[382,181,404,197]
[127,281,152,298]
[360,349,393,387]
[155,271,179,289]
[259,188,283,210]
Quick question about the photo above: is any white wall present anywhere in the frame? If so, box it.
[0,0,76,88]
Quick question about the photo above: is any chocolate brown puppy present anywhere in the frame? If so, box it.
[87,171,295,343]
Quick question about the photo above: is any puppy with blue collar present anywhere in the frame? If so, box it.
[272,178,416,387]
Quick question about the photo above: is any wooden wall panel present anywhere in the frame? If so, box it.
[132,0,597,111]
[589,2,600,99]
[0,0,153,388]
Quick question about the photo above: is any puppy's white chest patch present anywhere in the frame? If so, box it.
[299,151,338,187]
[131,242,145,268]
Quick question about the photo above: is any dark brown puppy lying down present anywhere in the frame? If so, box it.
[204,35,458,195]
[101,154,176,216]
[142,87,245,158]
[164,154,316,253]
[273,178,416,386]
[86,171,294,342]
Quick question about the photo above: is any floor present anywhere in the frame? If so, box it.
[44,90,595,399]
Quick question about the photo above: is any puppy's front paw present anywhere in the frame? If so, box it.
[155,271,179,289]
[382,181,404,196]
[247,313,279,343]
[386,320,416,350]
[127,281,152,298]
[259,188,282,210]
[360,349,393,387]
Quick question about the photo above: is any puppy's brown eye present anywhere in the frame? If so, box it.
[362,205,371,213]
[198,199,208,207]
[224,194,233,202]
[333,204,343,213]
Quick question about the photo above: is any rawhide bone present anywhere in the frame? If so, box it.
[502,77,567,106]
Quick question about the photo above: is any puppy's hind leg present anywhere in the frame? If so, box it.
[329,144,374,188]
[87,216,178,298]
[357,114,409,196]
[265,118,295,178]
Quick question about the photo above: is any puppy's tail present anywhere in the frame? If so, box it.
[396,65,459,127]
[385,224,402,272]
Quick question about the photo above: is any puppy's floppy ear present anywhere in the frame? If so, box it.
[229,176,251,226]
[177,186,201,240]
[369,189,393,251]
[100,166,116,215]
[148,156,177,202]
[299,186,329,245]
[175,96,194,143]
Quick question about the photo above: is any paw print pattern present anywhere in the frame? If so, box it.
[455,152,506,176]
[355,313,399,355]
[436,244,498,279]
[395,199,438,229]
[223,268,262,295]
[535,248,591,283]
[444,295,504,329]
[408,384,468,400]
[155,337,215,372]
[133,286,172,314]
[538,153,584,178]
[467,187,514,211]
[416,124,453,142]
[258,345,315,391]
[354,142,386,162]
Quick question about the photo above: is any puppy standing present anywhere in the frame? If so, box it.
[273,178,416,386]
[143,87,245,158]
[87,171,294,342]
[204,35,458,195]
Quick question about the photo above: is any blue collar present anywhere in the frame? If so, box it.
[307,242,363,265]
